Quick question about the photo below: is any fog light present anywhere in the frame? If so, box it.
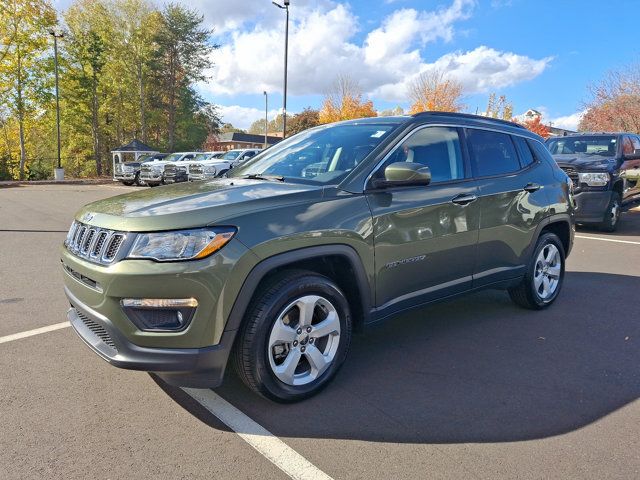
[121,298,197,332]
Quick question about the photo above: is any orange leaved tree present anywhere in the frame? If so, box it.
[408,69,465,114]
[319,75,377,123]
[522,116,550,138]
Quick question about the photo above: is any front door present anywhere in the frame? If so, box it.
[366,126,480,313]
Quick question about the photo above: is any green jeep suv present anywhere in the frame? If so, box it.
[61,113,575,402]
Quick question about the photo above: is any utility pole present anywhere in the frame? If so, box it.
[272,0,290,138]
[263,91,268,148]
[50,29,64,180]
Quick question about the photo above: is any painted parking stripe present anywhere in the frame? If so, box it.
[184,388,333,480]
[575,235,640,245]
[0,322,70,345]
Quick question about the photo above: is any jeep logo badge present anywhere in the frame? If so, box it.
[83,213,95,223]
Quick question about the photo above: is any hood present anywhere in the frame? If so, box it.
[552,153,618,171]
[75,179,323,231]
[122,161,141,167]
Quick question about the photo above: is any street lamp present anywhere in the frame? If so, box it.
[272,0,289,138]
[263,91,268,148]
[49,29,64,181]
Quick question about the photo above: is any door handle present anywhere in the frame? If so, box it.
[451,193,478,206]
[523,183,541,193]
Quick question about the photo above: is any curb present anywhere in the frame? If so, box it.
[0,179,120,188]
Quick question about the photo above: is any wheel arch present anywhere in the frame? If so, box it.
[224,245,372,334]
[527,214,573,260]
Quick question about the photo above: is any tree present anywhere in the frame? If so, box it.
[319,74,377,123]
[379,106,404,117]
[219,123,245,134]
[579,63,640,133]
[521,116,550,138]
[64,0,114,176]
[407,69,465,114]
[288,108,320,135]
[484,93,513,120]
[151,3,215,151]
[0,0,57,179]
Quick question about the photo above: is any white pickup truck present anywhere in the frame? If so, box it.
[188,149,261,181]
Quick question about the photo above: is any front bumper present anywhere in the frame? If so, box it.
[189,173,216,181]
[573,190,613,224]
[164,173,188,184]
[140,173,163,185]
[66,287,234,388]
[115,173,136,181]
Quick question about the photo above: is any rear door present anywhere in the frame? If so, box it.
[466,129,550,287]
[366,125,480,312]
[621,135,640,201]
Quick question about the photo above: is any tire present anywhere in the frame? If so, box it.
[508,232,565,310]
[122,181,134,186]
[599,191,621,232]
[134,172,141,186]
[233,270,352,402]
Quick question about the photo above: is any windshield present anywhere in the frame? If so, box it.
[193,153,211,162]
[547,136,617,156]
[137,154,152,162]
[222,151,241,160]
[162,153,183,163]
[228,123,398,184]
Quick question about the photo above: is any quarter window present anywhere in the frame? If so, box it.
[383,126,465,183]
[467,129,520,177]
[512,136,535,167]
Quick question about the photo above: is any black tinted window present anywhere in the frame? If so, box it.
[384,126,464,183]
[528,139,555,164]
[467,129,520,177]
[513,136,535,167]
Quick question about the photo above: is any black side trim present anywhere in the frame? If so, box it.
[526,213,574,259]
[224,245,372,332]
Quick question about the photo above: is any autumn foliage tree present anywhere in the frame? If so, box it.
[521,116,550,138]
[288,108,320,135]
[484,93,513,120]
[319,75,377,123]
[407,69,465,113]
[579,63,640,133]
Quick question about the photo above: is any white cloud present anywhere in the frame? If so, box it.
[216,105,282,129]
[203,0,551,103]
[548,111,585,131]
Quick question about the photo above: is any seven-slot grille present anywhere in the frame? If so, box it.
[66,221,126,265]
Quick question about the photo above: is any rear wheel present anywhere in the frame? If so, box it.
[233,270,352,402]
[509,232,565,310]
[599,191,621,232]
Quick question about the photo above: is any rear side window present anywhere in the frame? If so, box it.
[528,139,555,164]
[467,129,520,177]
[512,136,535,167]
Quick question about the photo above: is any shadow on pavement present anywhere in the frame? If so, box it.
[159,271,640,444]
[577,208,640,237]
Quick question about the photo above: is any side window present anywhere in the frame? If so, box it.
[632,136,640,151]
[467,129,520,177]
[383,126,465,183]
[512,136,535,168]
[623,136,636,155]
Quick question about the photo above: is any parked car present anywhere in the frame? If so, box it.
[219,148,262,167]
[546,133,640,231]
[62,113,574,402]
[114,153,167,186]
[187,152,233,181]
[139,152,199,186]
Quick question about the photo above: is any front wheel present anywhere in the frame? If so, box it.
[509,232,565,310]
[233,270,352,402]
[599,192,621,232]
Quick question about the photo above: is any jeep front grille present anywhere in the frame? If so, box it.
[66,221,128,265]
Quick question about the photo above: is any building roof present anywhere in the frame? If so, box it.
[111,139,156,152]
[217,132,282,144]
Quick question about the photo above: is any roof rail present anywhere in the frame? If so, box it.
[411,111,527,129]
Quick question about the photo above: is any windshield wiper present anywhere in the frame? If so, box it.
[241,173,285,182]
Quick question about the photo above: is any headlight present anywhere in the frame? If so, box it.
[204,165,217,174]
[127,228,236,261]
[578,172,609,186]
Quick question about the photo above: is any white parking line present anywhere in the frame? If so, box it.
[575,235,640,245]
[0,322,70,345]
[184,388,333,480]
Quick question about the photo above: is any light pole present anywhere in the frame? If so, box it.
[263,91,268,148]
[50,29,64,181]
[272,0,289,138]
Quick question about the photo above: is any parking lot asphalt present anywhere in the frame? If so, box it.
[1,184,639,479]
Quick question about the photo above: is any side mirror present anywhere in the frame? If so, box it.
[624,148,640,160]
[371,162,431,189]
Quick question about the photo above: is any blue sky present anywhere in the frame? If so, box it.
[54,0,640,129]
